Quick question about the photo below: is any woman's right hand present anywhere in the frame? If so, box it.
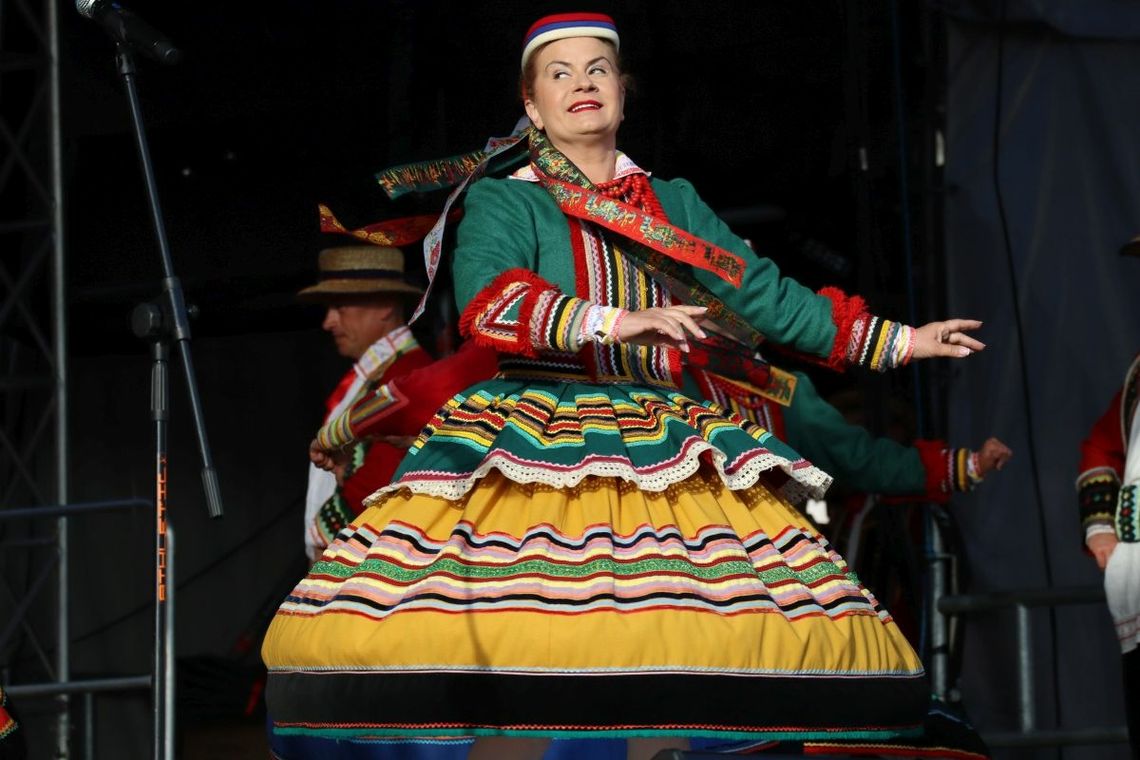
[617,305,708,352]
[1087,532,1119,571]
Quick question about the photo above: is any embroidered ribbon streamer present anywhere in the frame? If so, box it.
[376,131,531,200]
[392,117,533,323]
[318,204,456,248]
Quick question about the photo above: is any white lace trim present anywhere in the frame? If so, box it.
[362,435,832,509]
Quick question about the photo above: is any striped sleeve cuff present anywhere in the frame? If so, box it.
[951,448,983,492]
[461,268,627,356]
[316,409,355,451]
[530,292,625,352]
[846,316,917,372]
[1085,523,1117,544]
[915,440,982,502]
[1077,467,1121,534]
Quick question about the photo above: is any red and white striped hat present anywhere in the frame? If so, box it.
[521,12,619,70]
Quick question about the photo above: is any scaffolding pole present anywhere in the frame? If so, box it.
[0,0,69,754]
[48,0,70,753]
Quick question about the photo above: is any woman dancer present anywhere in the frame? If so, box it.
[264,12,984,759]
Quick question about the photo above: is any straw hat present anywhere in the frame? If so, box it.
[297,246,424,302]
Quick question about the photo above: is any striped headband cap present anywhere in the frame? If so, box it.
[521,12,619,71]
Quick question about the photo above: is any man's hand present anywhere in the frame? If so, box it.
[1088,532,1119,572]
[309,438,348,472]
[974,437,1013,478]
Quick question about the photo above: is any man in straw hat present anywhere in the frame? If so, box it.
[298,245,432,561]
[1078,234,1140,746]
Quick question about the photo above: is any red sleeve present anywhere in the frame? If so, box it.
[913,439,957,504]
[1079,389,1125,478]
[1078,389,1125,540]
[383,346,434,378]
[351,340,500,440]
[338,442,405,516]
[817,287,869,371]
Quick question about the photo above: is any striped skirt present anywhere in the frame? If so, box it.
[262,380,927,742]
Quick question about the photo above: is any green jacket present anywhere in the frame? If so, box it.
[452,174,842,361]
[781,371,930,496]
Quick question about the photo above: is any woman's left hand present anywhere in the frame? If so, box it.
[911,319,985,360]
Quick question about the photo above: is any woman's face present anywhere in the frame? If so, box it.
[524,36,624,148]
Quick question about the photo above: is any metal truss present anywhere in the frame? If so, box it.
[0,0,69,754]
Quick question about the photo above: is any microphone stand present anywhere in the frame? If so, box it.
[113,42,225,760]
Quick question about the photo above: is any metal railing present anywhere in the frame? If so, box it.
[1,498,175,759]
[939,585,1128,748]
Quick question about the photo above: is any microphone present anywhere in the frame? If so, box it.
[76,0,182,65]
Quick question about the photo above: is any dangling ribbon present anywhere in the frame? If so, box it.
[318,204,458,248]
[376,117,532,323]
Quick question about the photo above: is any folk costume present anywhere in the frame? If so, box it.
[315,339,500,454]
[299,247,432,560]
[264,13,929,745]
[1078,352,1140,741]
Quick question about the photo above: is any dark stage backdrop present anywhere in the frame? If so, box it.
[17,0,1139,756]
[942,2,1140,758]
[47,2,911,756]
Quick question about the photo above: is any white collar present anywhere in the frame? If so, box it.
[354,325,417,380]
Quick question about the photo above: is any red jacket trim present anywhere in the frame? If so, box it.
[817,286,869,371]
[459,268,557,358]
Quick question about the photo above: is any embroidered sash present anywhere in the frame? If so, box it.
[531,162,744,286]
[526,128,761,347]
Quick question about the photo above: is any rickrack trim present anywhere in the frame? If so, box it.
[363,436,832,509]
[847,316,916,372]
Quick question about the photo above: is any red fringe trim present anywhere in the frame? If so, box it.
[458,268,557,358]
[817,286,869,371]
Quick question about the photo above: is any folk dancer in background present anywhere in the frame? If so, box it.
[299,246,431,561]
[1079,235,1140,746]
